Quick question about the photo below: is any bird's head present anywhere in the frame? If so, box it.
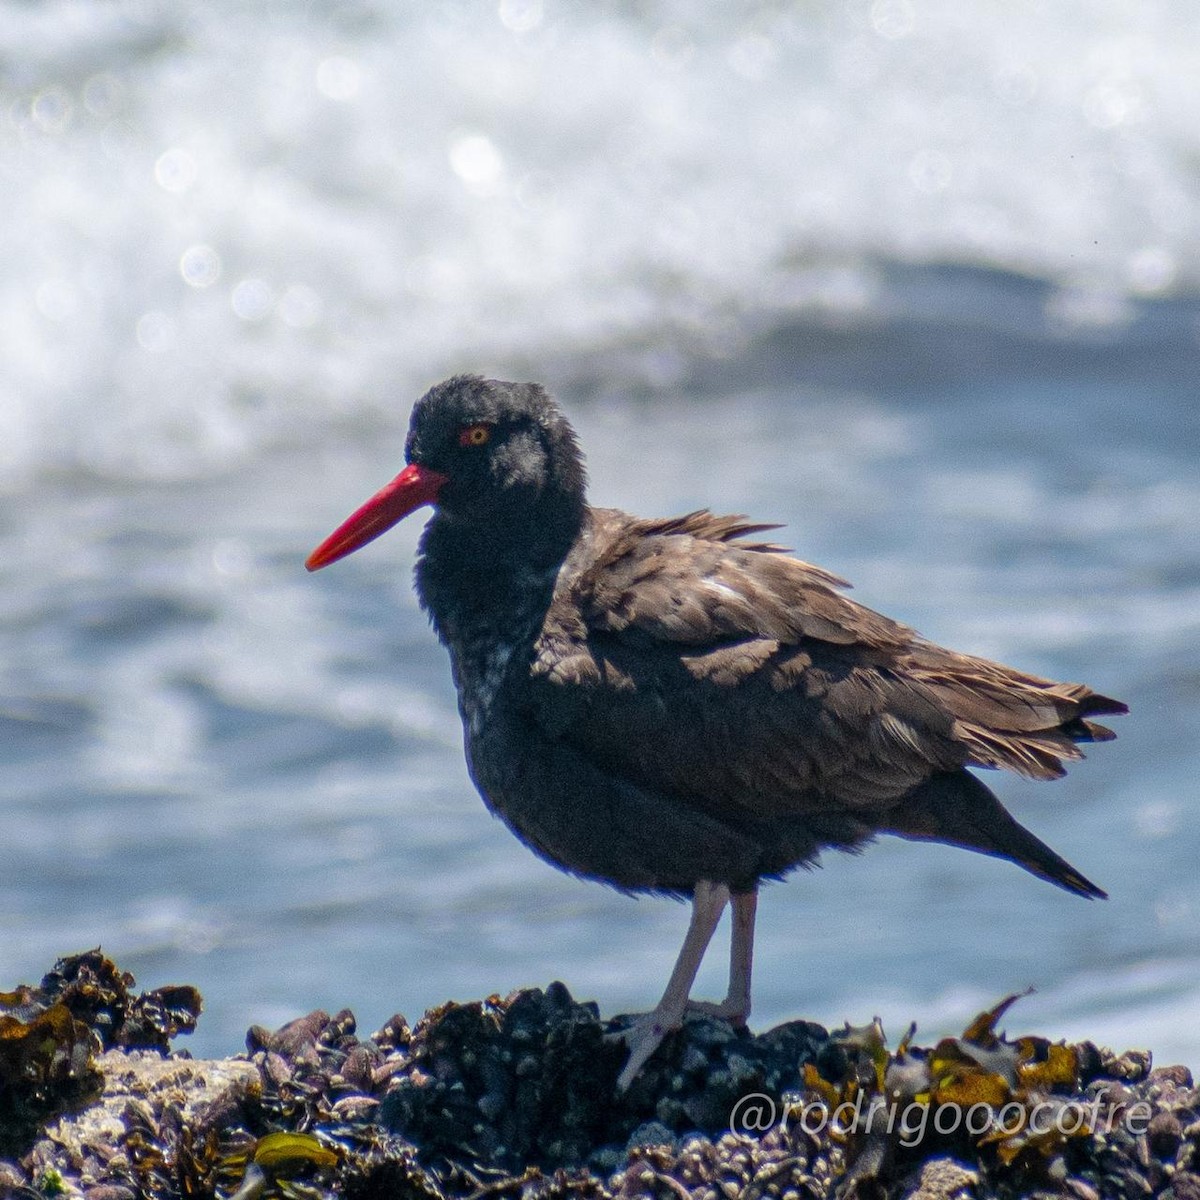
[306,375,586,571]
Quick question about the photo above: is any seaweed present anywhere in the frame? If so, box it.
[0,950,202,1159]
[4,954,1200,1200]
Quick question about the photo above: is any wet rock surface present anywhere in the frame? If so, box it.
[0,950,201,1158]
[2,953,1198,1200]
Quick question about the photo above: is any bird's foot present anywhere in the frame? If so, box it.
[685,996,750,1025]
[610,1004,686,1091]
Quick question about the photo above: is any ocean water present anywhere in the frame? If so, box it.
[1,1,1198,1066]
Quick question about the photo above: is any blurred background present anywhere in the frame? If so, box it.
[1,0,1197,1064]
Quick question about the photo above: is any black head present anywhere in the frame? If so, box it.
[406,375,586,526]
[306,376,587,572]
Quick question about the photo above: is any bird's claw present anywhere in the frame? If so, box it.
[612,1006,683,1091]
[609,996,751,1089]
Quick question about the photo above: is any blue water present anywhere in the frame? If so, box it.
[1,1,1198,1067]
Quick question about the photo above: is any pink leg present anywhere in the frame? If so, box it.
[686,888,756,1023]
[615,880,729,1089]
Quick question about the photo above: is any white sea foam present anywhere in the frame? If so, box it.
[1,0,1198,483]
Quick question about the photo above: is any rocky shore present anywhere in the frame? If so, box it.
[2,952,1197,1200]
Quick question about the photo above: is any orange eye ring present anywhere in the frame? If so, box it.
[459,424,491,447]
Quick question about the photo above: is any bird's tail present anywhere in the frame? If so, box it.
[881,769,1106,899]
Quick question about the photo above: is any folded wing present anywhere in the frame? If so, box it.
[529,509,1126,824]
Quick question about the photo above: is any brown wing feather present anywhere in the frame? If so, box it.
[904,645,1126,779]
[640,509,795,553]
[576,510,903,649]
[530,508,1126,820]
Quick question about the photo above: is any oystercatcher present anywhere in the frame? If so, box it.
[307,375,1125,1088]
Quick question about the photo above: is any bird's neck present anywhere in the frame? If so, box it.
[414,495,583,661]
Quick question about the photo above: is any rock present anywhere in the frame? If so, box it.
[1103,1048,1154,1083]
[1154,1066,1195,1090]
[83,1186,137,1200]
[41,1050,259,1164]
[4,954,1200,1200]
[1149,1111,1184,1160]
[0,951,204,1161]
[901,1157,978,1200]
[0,1161,28,1197]
[1168,1173,1200,1200]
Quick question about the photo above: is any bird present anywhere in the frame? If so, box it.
[306,374,1126,1089]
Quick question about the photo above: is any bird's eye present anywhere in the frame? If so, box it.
[458,423,492,448]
